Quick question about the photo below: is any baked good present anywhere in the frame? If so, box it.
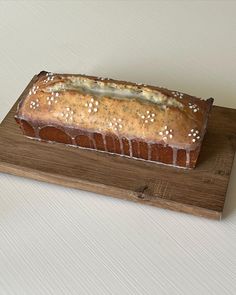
[15,71,214,168]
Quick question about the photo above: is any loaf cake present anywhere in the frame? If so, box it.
[15,71,214,168]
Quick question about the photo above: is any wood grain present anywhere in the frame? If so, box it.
[0,80,235,219]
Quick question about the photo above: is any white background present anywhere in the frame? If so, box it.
[0,1,236,294]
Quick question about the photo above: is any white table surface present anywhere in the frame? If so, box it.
[0,1,236,294]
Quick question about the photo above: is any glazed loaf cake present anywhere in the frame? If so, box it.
[15,71,213,168]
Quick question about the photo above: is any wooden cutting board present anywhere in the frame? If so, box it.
[0,81,236,219]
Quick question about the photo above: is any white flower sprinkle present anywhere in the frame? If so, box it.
[159,126,173,140]
[93,108,98,112]
[172,91,183,98]
[88,109,92,113]
[89,103,92,107]
[189,102,200,113]
[91,98,94,102]
[140,111,156,124]
[109,118,123,131]
[95,101,99,105]
[188,128,201,142]
[85,103,88,107]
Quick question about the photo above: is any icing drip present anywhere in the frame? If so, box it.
[34,126,40,138]
[71,137,76,145]
[102,133,107,151]
[172,148,178,166]
[186,150,190,167]
[90,134,97,149]
[128,139,133,157]
[119,138,124,155]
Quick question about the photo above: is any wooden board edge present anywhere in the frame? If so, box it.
[0,161,222,220]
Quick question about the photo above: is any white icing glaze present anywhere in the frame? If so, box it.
[48,76,184,110]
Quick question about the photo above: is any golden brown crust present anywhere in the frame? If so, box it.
[16,71,213,150]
